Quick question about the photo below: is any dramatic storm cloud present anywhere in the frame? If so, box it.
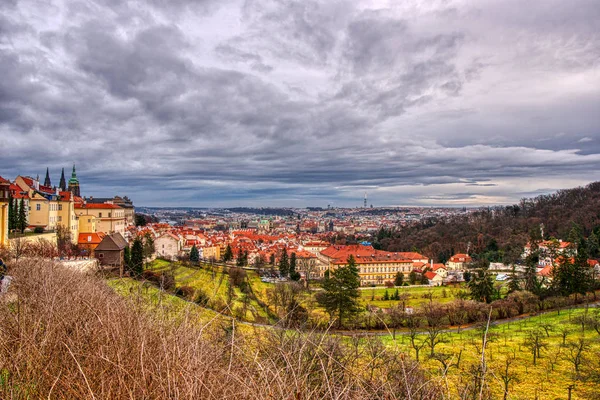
[1,0,599,207]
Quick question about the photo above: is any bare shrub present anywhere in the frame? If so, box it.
[0,259,442,399]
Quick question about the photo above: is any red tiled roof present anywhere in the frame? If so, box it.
[432,263,446,271]
[9,184,29,199]
[424,271,438,280]
[159,232,181,241]
[449,254,472,263]
[538,265,553,277]
[78,232,106,245]
[39,184,54,194]
[76,203,122,209]
[59,191,72,201]
[322,245,425,265]
[0,176,10,184]
[21,176,34,187]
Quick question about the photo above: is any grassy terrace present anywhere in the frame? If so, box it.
[360,285,465,308]
[106,265,600,399]
[142,259,274,323]
[380,306,600,399]
[106,277,222,324]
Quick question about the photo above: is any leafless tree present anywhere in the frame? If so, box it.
[523,329,547,366]
[563,337,589,379]
[422,303,448,357]
[298,257,318,290]
[406,312,426,361]
[10,236,30,262]
[497,356,519,400]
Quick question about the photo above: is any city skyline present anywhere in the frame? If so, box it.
[1,0,599,207]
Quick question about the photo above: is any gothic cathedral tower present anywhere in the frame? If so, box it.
[68,164,80,197]
[59,168,67,191]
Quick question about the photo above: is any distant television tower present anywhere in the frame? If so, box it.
[364,192,367,208]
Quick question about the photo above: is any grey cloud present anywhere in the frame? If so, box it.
[0,0,599,207]
[215,43,273,72]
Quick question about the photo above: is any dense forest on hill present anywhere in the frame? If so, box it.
[375,181,600,264]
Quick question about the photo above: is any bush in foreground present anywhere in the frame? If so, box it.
[0,260,441,399]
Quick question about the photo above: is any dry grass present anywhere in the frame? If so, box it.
[0,259,441,399]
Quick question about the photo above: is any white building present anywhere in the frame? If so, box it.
[155,232,183,260]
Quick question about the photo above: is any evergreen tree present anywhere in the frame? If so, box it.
[236,248,245,266]
[269,253,275,266]
[223,244,233,262]
[394,271,404,286]
[8,192,15,231]
[507,265,520,293]
[409,270,417,285]
[130,237,144,276]
[553,239,590,297]
[383,290,390,300]
[134,214,147,227]
[463,271,472,282]
[289,252,300,281]
[524,242,540,294]
[393,288,400,300]
[468,267,495,303]
[123,245,131,270]
[316,255,362,328]
[17,198,27,233]
[142,232,155,260]
[279,248,289,277]
[190,245,199,262]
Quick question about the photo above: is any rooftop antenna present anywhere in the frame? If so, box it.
[364,192,367,208]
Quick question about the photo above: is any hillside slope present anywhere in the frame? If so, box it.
[376,181,600,263]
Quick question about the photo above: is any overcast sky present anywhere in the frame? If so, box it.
[1,0,599,207]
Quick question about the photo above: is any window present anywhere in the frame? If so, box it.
[36,204,41,211]
[58,204,62,211]
[99,212,102,218]
[108,212,111,218]
[58,216,62,222]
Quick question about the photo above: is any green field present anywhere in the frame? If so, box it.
[380,306,600,399]
[144,260,274,323]
[106,263,600,399]
[107,277,222,324]
[360,285,465,308]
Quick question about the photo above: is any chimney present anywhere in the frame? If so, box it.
[56,187,60,196]
[431,259,433,269]
[33,179,40,191]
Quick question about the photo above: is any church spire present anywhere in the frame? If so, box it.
[59,168,66,191]
[44,167,51,187]
[68,164,81,197]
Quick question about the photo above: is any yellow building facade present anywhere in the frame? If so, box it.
[78,215,97,233]
[75,203,125,236]
[14,176,78,243]
[0,177,10,247]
